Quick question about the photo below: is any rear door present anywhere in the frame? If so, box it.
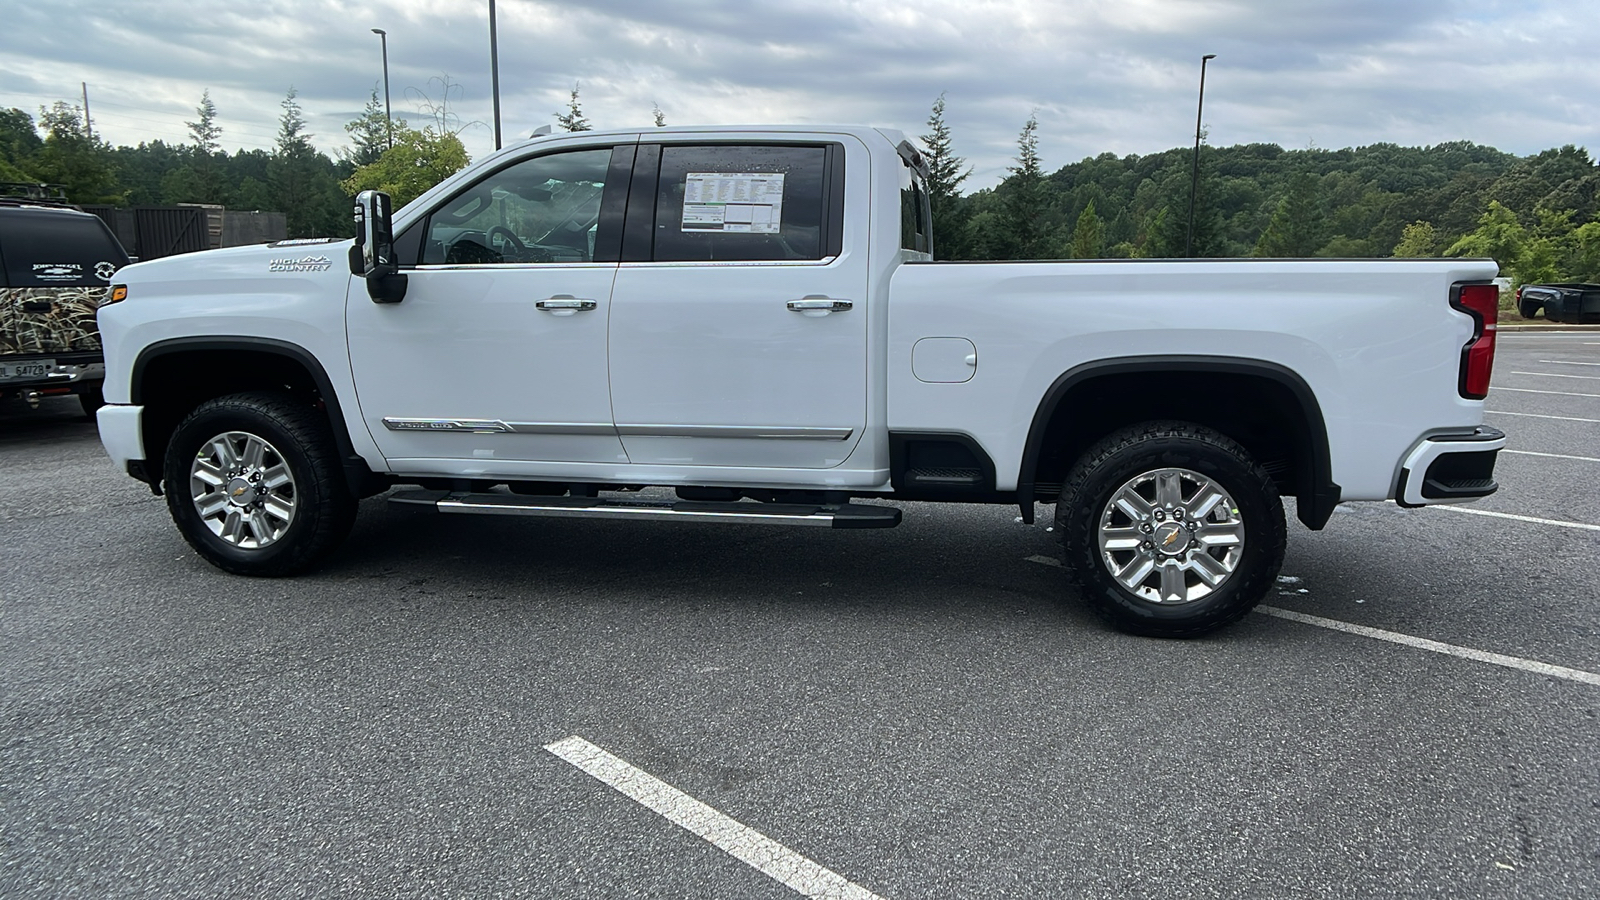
[605,136,869,469]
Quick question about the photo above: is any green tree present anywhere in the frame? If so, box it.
[1254,172,1325,257]
[1003,114,1053,258]
[31,101,119,203]
[267,88,345,237]
[1445,200,1527,281]
[1069,199,1103,259]
[556,84,590,132]
[1391,221,1437,257]
[0,107,41,182]
[170,89,227,204]
[341,124,470,207]
[920,93,972,258]
[344,85,390,166]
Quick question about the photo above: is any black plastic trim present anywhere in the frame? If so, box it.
[620,144,661,263]
[887,431,1013,504]
[130,336,379,498]
[1018,355,1340,530]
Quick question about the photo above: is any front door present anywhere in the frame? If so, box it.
[347,145,631,468]
[607,139,870,469]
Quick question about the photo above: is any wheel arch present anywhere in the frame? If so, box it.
[131,336,381,498]
[1019,356,1340,530]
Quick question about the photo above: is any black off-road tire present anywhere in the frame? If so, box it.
[1055,421,1286,638]
[163,392,356,576]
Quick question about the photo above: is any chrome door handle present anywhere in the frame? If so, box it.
[536,295,597,316]
[786,296,853,316]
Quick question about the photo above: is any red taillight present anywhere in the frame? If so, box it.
[1453,283,1498,399]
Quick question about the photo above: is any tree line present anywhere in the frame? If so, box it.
[922,97,1600,289]
[4,86,1597,288]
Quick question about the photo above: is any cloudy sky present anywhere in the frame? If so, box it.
[3,0,1597,187]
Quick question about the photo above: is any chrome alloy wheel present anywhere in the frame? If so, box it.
[1097,467,1246,605]
[188,430,297,549]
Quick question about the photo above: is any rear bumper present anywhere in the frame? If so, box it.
[1395,426,1505,507]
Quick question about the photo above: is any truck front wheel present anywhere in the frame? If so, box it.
[162,392,356,576]
[1055,422,1285,637]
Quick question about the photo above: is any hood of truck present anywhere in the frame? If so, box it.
[114,239,356,305]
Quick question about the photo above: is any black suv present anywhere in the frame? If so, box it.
[0,202,131,415]
[1517,283,1600,324]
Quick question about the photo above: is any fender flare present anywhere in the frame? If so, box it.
[1017,355,1340,530]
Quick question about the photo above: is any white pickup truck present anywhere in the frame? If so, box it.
[95,125,1505,636]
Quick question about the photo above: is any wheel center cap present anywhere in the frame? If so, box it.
[1155,522,1190,553]
[227,477,257,507]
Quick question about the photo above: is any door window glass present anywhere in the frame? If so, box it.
[423,148,612,265]
[653,145,827,262]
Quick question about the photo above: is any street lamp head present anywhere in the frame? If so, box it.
[1202,53,1217,61]
[371,28,386,35]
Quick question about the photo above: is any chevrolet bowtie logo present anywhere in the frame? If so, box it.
[233,486,248,497]
[1162,528,1181,547]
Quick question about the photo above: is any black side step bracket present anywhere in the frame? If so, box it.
[388,490,902,530]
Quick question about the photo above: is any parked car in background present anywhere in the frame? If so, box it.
[0,200,131,415]
[1517,283,1600,323]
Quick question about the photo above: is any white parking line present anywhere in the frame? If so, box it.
[1425,505,1600,532]
[1492,386,1600,398]
[1485,410,1600,424]
[1538,359,1600,367]
[545,735,884,900]
[1503,449,1600,463]
[1257,607,1600,686]
[1508,370,1600,381]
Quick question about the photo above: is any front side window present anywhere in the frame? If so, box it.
[423,148,612,265]
[653,145,828,262]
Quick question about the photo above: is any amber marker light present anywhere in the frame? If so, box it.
[108,285,128,303]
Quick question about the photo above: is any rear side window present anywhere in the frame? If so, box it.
[652,145,830,262]
[0,211,129,287]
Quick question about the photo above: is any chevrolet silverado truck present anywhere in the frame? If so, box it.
[94,125,1505,636]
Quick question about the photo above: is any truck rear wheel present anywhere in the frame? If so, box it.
[1055,422,1285,637]
[163,392,356,576]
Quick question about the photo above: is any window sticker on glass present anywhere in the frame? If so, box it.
[680,172,785,233]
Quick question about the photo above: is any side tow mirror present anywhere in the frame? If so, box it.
[350,190,408,303]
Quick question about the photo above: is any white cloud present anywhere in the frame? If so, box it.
[1,0,1595,187]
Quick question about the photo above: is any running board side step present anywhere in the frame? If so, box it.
[388,490,902,529]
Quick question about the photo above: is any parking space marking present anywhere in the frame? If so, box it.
[545,735,885,900]
[1425,505,1600,532]
[1257,607,1600,686]
[1538,359,1600,366]
[1508,370,1600,381]
[1485,410,1600,424]
[1491,387,1600,398]
[1503,449,1600,463]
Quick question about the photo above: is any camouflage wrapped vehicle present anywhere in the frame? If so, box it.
[0,203,130,415]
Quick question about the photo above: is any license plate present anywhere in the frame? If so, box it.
[0,360,55,382]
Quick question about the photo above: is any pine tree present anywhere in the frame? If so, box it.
[1069,200,1103,259]
[344,85,391,166]
[1254,172,1325,257]
[920,93,972,258]
[1003,114,1052,259]
[556,84,590,132]
[186,90,221,154]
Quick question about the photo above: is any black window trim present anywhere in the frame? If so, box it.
[620,139,846,264]
[396,142,637,268]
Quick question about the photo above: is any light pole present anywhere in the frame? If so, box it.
[371,28,393,150]
[489,0,503,150]
[1185,53,1216,258]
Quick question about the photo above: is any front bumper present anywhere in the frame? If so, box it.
[97,403,146,473]
[1395,426,1505,507]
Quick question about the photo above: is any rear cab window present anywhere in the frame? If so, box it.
[624,142,845,263]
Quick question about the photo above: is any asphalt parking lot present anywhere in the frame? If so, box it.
[2,330,1597,899]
